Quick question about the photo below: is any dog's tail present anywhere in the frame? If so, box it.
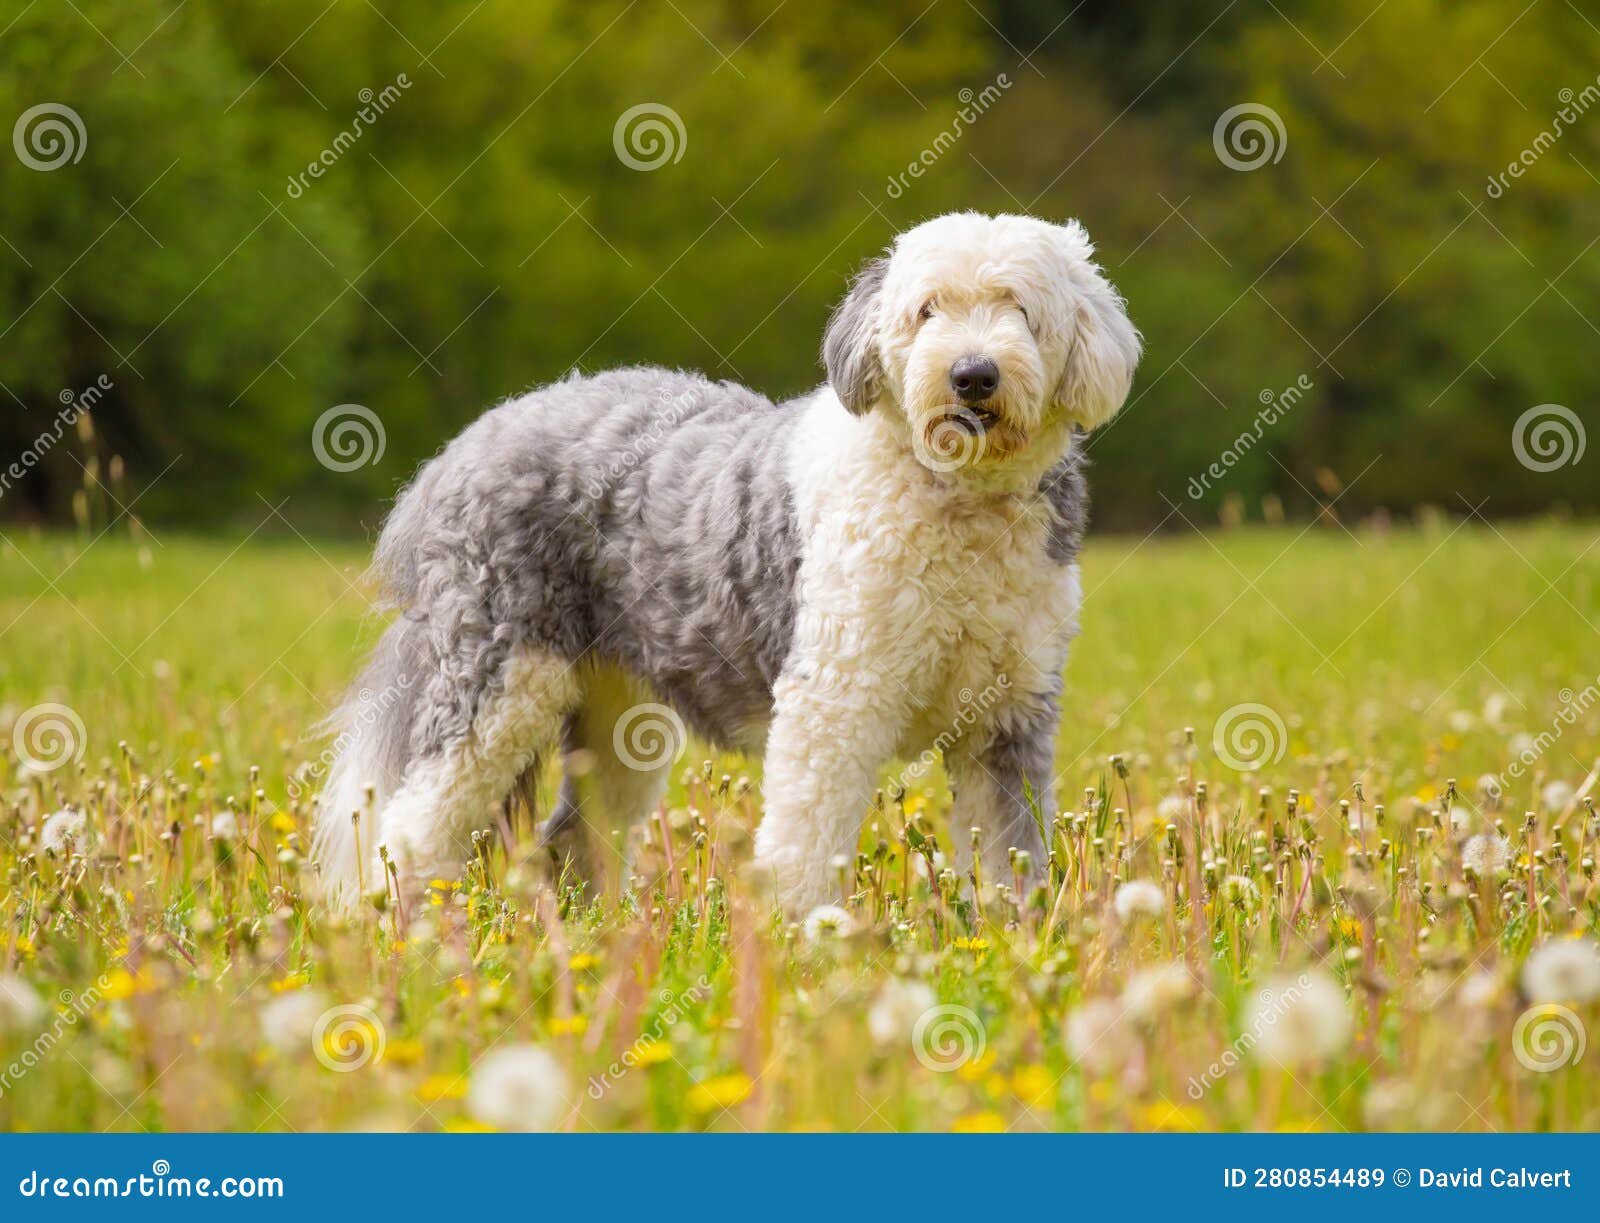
[310,614,424,911]
[311,449,444,908]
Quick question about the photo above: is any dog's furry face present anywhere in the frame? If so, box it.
[823,212,1140,474]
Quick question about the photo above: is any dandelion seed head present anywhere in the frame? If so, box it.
[0,975,47,1034]
[1064,998,1136,1075]
[1113,879,1165,923]
[1121,963,1193,1021]
[867,978,937,1046]
[1457,970,1502,1009]
[466,1044,568,1131]
[1521,937,1600,1004]
[1541,780,1575,814]
[39,808,89,856]
[1250,971,1351,1066]
[802,904,856,942]
[258,988,329,1053]
[1461,834,1510,877]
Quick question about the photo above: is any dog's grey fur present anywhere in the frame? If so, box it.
[316,364,1088,896]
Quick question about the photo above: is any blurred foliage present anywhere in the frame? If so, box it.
[1,0,1596,531]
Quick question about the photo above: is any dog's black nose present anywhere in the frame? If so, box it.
[949,356,999,402]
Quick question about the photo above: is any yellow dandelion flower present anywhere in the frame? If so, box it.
[441,1117,493,1132]
[1273,1117,1324,1133]
[630,1038,672,1067]
[269,811,296,834]
[451,977,471,999]
[1011,1064,1054,1109]
[320,1018,380,1067]
[1134,1101,1203,1132]
[687,1073,753,1113]
[955,1049,997,1082]
[384,1038,425,1067]
[15,936,35,960]
[951,1110,1006,1133]
[417,1074,467,1103]
[101,967,154,1001]
[269,973,309,994]
[952,937,989,952]
[567,954,600,972]
[548,1014,588,1036]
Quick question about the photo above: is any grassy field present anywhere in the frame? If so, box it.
[1,517,1598,1132]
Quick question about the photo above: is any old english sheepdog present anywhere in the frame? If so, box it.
[313,211,1141,915]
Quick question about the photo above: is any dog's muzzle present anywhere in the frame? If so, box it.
[949,355,1000,404]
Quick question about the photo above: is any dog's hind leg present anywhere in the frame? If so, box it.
[541,662,675,898]
[947,693,1057,895]
[380,646,580,907]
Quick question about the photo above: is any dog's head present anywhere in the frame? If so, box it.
[822,212,1140,472]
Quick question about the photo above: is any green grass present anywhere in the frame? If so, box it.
[1,518,1597,1132]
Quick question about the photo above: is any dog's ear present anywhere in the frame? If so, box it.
[1053,232,1141,432]
[822,257,887,415]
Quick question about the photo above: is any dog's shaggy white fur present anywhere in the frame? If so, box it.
[314,211,1139,915]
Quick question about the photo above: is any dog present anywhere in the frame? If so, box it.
[312,211,1140,916]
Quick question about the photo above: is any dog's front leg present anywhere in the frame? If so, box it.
[753,662,908,915]
[948,693,1057,895]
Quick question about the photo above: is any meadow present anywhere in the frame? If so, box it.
[2,516,1597,1132]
